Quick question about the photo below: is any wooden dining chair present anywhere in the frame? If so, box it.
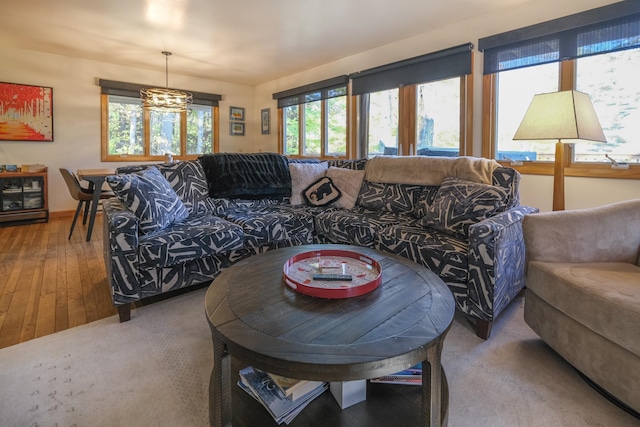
[59,168,114,239]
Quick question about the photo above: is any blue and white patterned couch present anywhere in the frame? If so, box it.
[103,153,537,339]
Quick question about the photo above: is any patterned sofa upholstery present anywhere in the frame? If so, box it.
[103,153,535,338]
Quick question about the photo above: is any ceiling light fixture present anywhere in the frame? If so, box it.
[140,51,192,112]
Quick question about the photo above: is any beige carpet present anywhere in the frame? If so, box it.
[0,288,637,427]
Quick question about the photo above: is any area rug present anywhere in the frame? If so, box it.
[0,288,636,427]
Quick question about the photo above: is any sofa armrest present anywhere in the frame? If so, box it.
[523,199,640,265]
[466,206,539,321]
[102,198,141,305]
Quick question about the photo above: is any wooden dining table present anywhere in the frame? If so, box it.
[76,168,116,241]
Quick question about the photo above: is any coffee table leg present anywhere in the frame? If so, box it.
[210,335,231,427]
[422,339,446,427]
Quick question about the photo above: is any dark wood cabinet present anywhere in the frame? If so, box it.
[0,170,48,226]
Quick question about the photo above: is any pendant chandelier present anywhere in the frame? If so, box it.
[140,51,193,112]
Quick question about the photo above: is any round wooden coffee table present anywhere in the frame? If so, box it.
[205,244,455,427]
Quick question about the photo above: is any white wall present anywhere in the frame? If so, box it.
[253,0,640,212]
[0,47,254,213]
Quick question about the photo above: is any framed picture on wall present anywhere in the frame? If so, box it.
[261,108,270,134]
[229,106,245,121]
[230,122,245,136]
[0,81,54,141]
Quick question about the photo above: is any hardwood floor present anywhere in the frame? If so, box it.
[0,214,116,349]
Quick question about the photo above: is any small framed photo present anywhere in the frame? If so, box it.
[261,108,271,135]
[230,122,245,136]
[229,106,245,121]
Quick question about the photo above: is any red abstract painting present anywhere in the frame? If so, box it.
[0,82,53,141]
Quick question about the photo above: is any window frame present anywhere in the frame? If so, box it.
[100,93,219,162]
[99,80,221,162]
[357,73,473,157]
[274,76,351,160]
[278,95,349,159]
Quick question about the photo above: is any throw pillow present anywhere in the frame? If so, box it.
[106,167,189,235]
[289,162,328,205]
[303,177,342,207]
[423,176,509,237]
[325,167,365,209]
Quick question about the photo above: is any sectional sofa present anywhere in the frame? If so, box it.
[102,152,537,339]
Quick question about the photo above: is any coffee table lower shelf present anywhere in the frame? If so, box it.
[229,357,449,427]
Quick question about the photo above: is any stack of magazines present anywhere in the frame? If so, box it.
[238,366,328,424]
[370,362,422,385]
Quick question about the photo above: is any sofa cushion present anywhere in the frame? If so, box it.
[423,177,509,237]
[221,205,315,248]
[413,186,440,219]
[314,207,413,247]
[107,167,189,235]
[376,224,469,285]
[357,181,424,215]
[325,167,365,209]
[155,161,211,215]
[527,261,640,358]
[289,162,328,205]
[138,214,245,268]
[303,177,342,207]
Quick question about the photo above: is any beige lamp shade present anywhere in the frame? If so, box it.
[513,90,606,143]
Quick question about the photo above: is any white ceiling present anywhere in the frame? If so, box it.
[2,0,533,86]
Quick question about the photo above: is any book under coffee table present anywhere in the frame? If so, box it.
[205,244,455,427]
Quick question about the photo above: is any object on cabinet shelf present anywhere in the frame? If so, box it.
[0,169,48,226]
[21,164,47,173]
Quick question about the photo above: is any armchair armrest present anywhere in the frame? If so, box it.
[523,199,640,265]
[102,198,141,305]
[467,206,539,321]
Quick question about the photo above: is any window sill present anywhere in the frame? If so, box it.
[497,161,640,179]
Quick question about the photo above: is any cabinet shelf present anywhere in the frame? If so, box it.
[0,170,48,226]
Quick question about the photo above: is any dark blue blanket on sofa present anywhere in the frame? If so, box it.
[198,152,291,199]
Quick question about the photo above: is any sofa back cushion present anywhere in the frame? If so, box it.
[327,158,368,170]
[357,181,424,215]
[116,161,211,216]
[422,176,510,237]
[155,161,210,215]
[107,167,189,235]
[492,166,521,209]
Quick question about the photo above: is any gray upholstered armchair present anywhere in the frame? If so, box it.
[523,198,640,414]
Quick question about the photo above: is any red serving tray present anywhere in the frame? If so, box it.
[282,249,382,299]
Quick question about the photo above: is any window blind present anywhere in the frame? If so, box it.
[479,2,640,74]
[349,43,473,95]
[98,79,222,106]
[272,75,349,108]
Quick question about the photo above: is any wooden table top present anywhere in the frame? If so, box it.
[205,244,455,383]
[76,168,116,179]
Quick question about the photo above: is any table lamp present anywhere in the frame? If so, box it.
[513,90,606,211]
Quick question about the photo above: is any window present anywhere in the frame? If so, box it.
[480,2,640,173]
[351,44,473,157]
[575,48,640,163]
[416,77,461,156]
[367,88,399,156]
[274,76,349,159]
[99,80,220,161]
[495,63,559,161]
